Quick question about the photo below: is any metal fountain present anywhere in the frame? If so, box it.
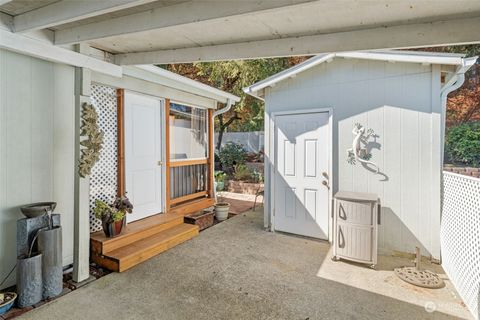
[16,202,63,307]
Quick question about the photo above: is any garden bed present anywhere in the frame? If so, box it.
[227,180,264,195]
[444,165,480,178]
[184,209,215,231]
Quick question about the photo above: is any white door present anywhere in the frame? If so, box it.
[125,92,163,222]
[274,112,330,239]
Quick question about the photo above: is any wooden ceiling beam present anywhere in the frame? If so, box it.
[13,0,158,33]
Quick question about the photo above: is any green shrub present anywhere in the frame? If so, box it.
[233,164,252,181]
[218,142,247,172]
[252,169,264,183]
[445,122,480,166]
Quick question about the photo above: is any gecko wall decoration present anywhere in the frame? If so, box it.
[347,123,379,173]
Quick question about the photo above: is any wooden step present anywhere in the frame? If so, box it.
[91,213,184,255]
[92,223,199,272]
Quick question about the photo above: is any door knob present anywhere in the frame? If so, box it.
[322,172,329,180]
[157,161,163,166]
[322,180,330,189]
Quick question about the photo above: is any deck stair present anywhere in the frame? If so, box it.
[91,213,199,272]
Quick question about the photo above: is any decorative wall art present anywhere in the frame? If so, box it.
[78,102,104,178]
[347,123,379,173]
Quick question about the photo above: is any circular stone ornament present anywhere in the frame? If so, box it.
[394,267,445,289]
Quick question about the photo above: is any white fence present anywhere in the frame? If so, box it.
[441,171,480,319]
[215,131,264,153]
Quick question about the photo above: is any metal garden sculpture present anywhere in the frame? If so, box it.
[79,103,104,178]
[347,123,379,173]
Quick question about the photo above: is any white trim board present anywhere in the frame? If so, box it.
[126,66,240,104]
[91,71,217,110]
[0,28,122,77]
[244,50,478,98]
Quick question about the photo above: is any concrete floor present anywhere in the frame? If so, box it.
[20,209,470,320]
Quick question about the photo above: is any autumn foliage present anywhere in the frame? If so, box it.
[447,64,480,126]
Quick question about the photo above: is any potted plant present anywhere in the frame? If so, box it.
[214,186,230,222]
[214,171,226,191]
[0,292,16,315]
[94,195,133,238]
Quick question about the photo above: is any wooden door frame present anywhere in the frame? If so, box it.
[117,88,126,197]
[164,99,171,210]
[165,102,215,211]
[269,108,333,242]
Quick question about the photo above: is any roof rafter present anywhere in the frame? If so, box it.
[13,0,159,33]
[114,16,480,65]
[54,0,317,45]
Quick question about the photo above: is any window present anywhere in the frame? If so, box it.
[169,102,208,160]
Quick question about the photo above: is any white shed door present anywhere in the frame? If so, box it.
[125,92,163,222]
[274,112,330,239]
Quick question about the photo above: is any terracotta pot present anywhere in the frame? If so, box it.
[102,217,126,238]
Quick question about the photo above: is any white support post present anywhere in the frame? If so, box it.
[72,44,91,283]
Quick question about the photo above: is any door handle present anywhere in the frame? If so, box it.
[322,172,329,180]
[322,180,330,189]
[157,161,163,166]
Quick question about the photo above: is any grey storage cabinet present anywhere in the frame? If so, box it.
[333,191,380,268]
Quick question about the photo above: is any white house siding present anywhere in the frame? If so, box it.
[0,49,75,288]
[264,58,442,258]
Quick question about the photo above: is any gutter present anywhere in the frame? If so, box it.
[211,98,234,198]
[213,98,234,117]
[212,98,234,147]
[440,56,478,166]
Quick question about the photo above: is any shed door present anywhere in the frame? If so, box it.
[125,92,163,222]
[274,112,330,239]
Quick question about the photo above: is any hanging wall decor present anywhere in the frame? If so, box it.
[347,123,379,173]
[79,102,104,178]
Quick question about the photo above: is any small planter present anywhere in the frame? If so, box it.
[184,208,214,231]
[0,293,16,315]
[214,203,230,221]
[102,217,126,238]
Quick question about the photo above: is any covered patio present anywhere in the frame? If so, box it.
[18,209,470,320]
[0,1,479,319]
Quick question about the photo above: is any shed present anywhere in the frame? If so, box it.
[244,50,477,259]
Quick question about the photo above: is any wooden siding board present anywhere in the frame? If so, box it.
[31,59,54,202]
[430,65,442,257]
[0,50,76,289]
[52,63,75,265]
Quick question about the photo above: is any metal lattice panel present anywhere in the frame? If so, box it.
[89,85,118,233]
[441,171,480,319]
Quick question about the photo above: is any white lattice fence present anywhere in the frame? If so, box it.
[89,85,118,233]
[441,171,480,319]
